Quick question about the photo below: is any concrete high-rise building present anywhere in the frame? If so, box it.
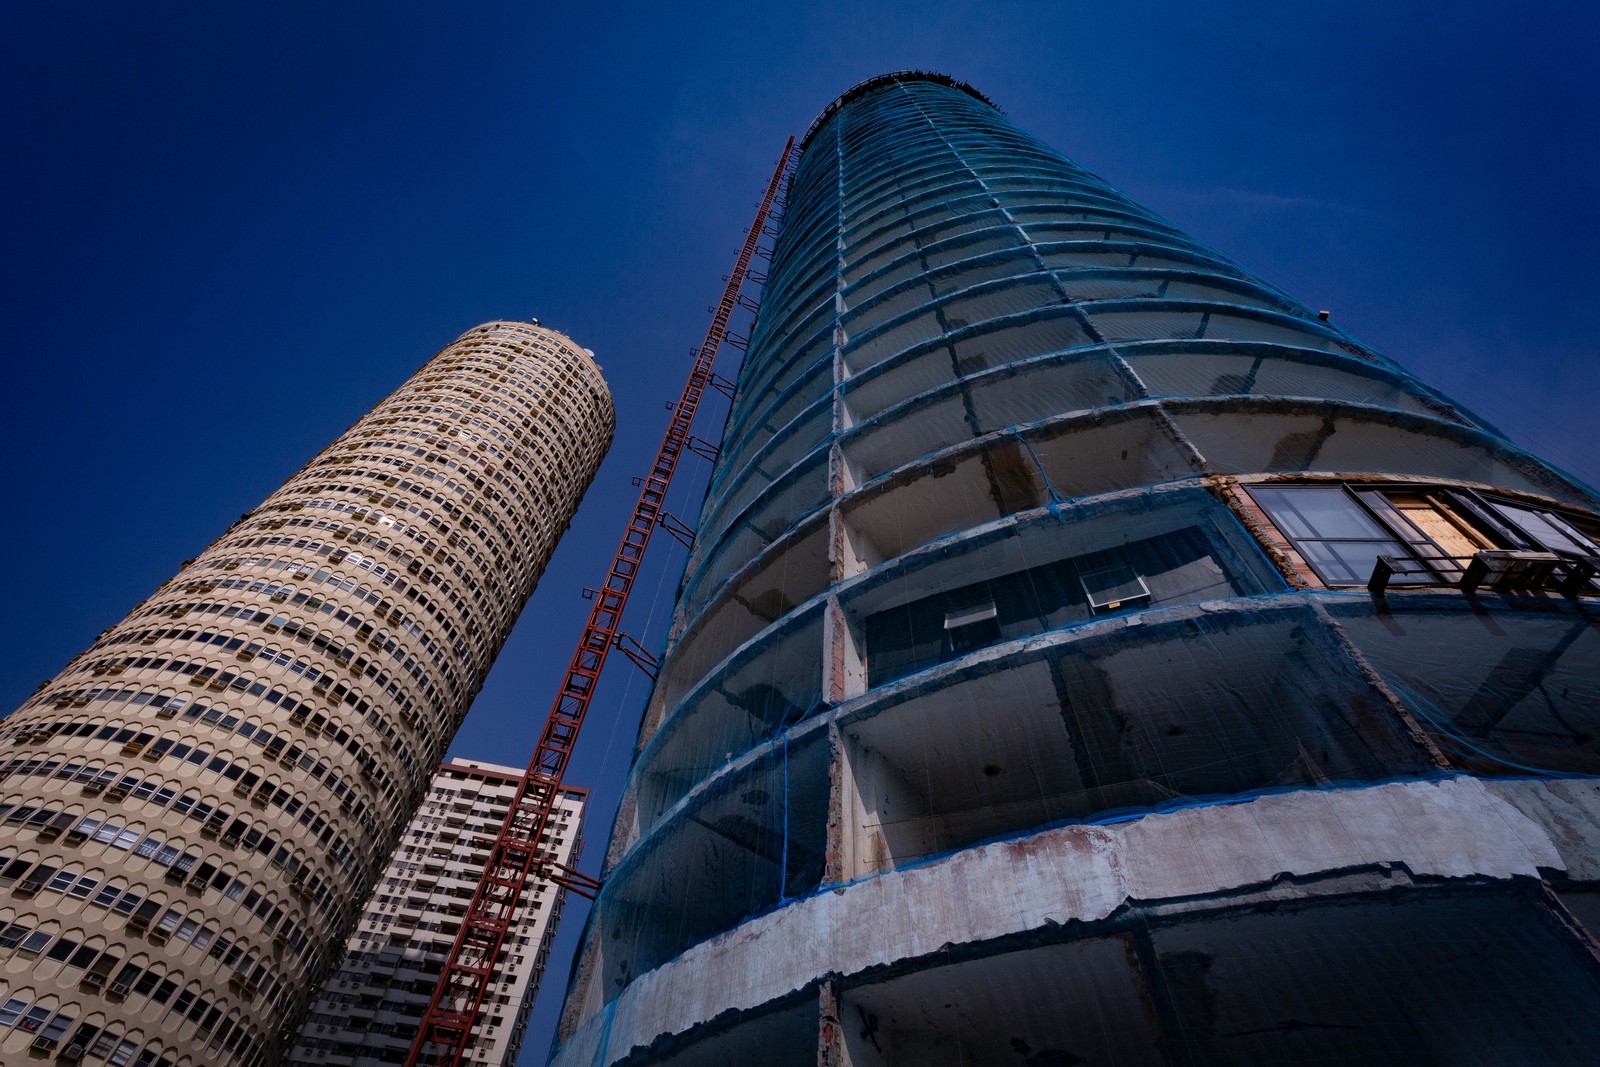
[552,74,1600,1066]
[0,321,613,1067]
[287,758,584,1066]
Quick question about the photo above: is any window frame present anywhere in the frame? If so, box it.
[1247,482,1600,590]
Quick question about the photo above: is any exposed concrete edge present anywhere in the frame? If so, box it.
[1482,777,1600,880]
[551,775,1570,1067]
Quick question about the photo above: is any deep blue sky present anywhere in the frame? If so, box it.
[4,3,1597,1062]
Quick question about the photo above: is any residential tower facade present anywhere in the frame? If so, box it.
[288,758,584,1067]
[0,321,613,1066]
[552,74,1600,1066]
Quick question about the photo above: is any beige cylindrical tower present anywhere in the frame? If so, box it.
[0,321,613,1067]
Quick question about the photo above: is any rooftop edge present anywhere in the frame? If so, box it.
[798,71,999,153]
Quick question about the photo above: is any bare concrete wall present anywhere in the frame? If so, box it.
[552,774,1576,1067]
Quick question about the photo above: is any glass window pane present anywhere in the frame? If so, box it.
[1253,486,1387,539]
[1492,501,1598,555]
[1299,540,1406,585]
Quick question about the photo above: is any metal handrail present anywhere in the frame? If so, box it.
[1369,549,1598,596]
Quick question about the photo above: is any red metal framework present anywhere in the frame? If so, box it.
[404,136,795,1067]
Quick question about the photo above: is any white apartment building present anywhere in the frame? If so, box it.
[288,757,584,1066]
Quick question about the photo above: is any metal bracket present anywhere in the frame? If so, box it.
[657,511,696,548]
[541,860,603,901]
[687,436,721,462]
[614,632,660,681]
[709,373,737,400]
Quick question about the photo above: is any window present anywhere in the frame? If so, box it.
[1487,498,1599,557]
[88,1032,122,1058]
[17,1004,51,1032]
[1249,484,1600,590]
[863,522,1254,686]
[1248,486,1426,586]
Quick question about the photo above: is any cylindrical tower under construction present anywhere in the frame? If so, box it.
[0,321,613,1067]
[553,74,1600,1066]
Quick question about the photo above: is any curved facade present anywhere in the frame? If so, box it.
[0,321,613,1067]
[553,76,1600,1066]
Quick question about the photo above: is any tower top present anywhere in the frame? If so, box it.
[799,70,998,151]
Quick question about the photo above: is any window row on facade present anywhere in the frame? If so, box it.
[3,710,382,879]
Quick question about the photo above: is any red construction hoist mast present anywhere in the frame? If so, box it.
[404,136,795,1067]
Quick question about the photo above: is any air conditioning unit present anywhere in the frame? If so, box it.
[15,878,42,896]
[30,1035,58,1052]
[109,981,131,997]
[60,1044,86,1063]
